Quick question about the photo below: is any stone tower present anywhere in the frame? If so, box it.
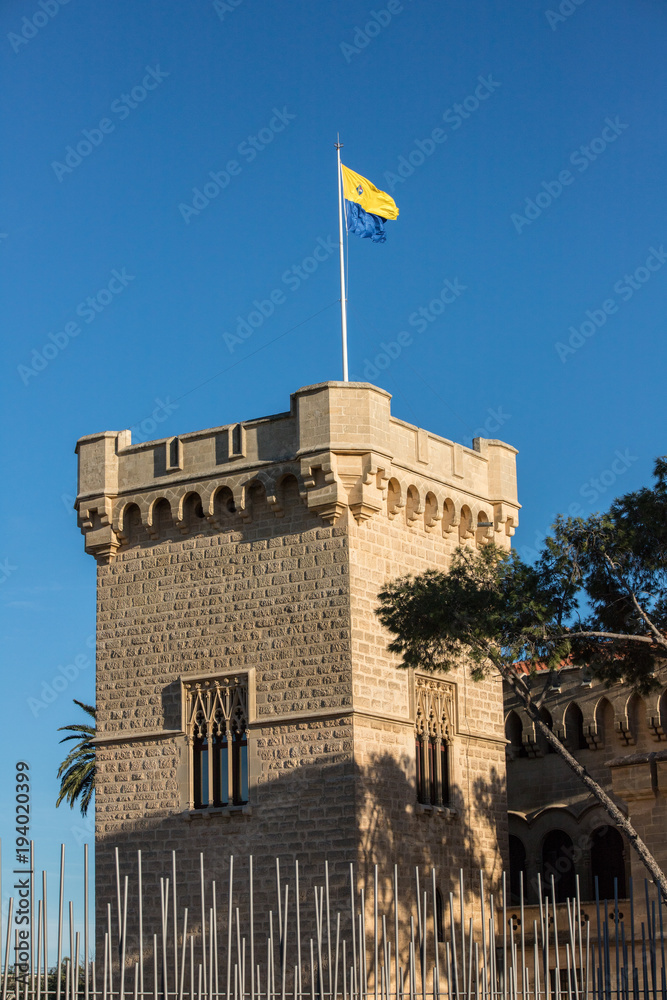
[75,381,520,952]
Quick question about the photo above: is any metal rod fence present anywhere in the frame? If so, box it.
[1,846,665,1000]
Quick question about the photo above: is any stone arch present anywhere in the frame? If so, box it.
[458,504,474,541]
[242,477,272,522]
[505,710,526,759]
[275,472,305,517]
[441,497,458,535]
[591,826,627,899]
[147,496,174,538]
[423,491,440,531]
[475,508,493,544]
[386,478,404,520]
[595,696,615,747]
[564,701,587,751]
[537,706,555,755]
[541,828,576,902]
[212,484,239,523]
[116,501,142,545]
[625,691,645,744]
[177,490,206,534]
[405,485,422,526]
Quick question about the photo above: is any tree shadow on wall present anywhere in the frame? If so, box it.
[355,750,508,922]
[92,747,508,987]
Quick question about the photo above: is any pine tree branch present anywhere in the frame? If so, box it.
[602,552,667,650]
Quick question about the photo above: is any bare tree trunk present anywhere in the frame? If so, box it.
[498,660,667,902]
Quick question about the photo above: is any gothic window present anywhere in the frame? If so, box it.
[505,710,527,758]
[564,702,587,750]
[415,676,453,808]
[542,829,576,902]
[591,826,627,900]
[183,674,249,810]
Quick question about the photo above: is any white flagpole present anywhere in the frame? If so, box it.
[335,138,349,382]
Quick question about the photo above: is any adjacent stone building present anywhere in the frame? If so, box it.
[75,381,520,951]
[504,664,667,906]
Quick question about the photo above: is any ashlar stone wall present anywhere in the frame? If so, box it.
[75,381,520,967]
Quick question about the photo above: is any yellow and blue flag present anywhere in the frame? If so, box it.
[341,164,399,244]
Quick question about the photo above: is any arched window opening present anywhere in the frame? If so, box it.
[627,693,644,744]
[542,830,576,902]
[424,492,438,530]
[509,835,527,905]
[565,703,587,751]
[387,479,402,519]
[152,498,173,537]
[595,698,614,747]
[475,510,493,544]
[505,711,527,758]
[591,827,626,900]
[185,675,249,812]
[458,505,473,541]
[122,503,142,545]
[405,486,421,526]
[213,487,237,521]
[415,677,452,808]
[279,474,302,516]
[441,498,455,535]
[183,493,205,533]
[538,708,555,755]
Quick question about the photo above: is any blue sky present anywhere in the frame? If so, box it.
[1,0,666,959]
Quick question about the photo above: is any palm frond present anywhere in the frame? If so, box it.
[56,699,96,816]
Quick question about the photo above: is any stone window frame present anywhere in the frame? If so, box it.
[180,669,255,814]
[414,674,454,811]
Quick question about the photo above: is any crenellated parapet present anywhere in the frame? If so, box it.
[75,381,520,563]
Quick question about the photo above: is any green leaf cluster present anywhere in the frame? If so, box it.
[377,457,667,692]
[56,699,96,816]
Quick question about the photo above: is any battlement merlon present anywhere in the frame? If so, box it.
[75,381,520,562]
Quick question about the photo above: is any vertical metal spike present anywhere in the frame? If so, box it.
[227,858,234,1000]
[173,854,178,1000]
[281,885,289,1000]
[349,866,357,1000]
[138,852,144,1000]
[213,884,219,1000]
[200,857,207,999]
[179,910,188,1000]
[461,871,467,1000]
[250,858,255,1000]
[374,869,379,1000]
[325,865,332,1000]
[296,862,302,998]
[333,913,341,1000]
[394,867,400,1000]
[432,871,440,1000]
[102,933,108,1000]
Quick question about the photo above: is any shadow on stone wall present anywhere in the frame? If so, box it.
[94,748,507,987]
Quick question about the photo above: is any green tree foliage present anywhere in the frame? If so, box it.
[376,457,667,898]
[378,457,667,690]
[56,699,96,816]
